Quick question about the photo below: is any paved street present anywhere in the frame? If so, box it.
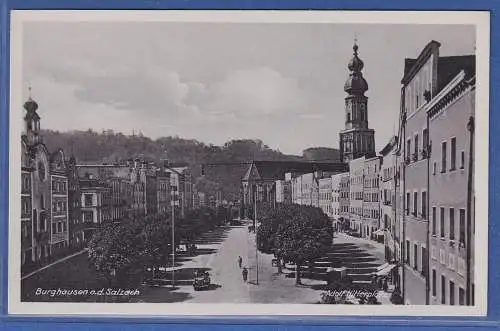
[22,223,391,304]
[136,223,323,303]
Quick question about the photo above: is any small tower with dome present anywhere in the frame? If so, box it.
[339,40,376,163]
[23,86,42,146]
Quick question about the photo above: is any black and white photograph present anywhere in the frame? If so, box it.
[8,10,489,315]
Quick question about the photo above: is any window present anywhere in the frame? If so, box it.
[83,211,93,223]
[422,191,427,219]
[407,139,411,158]
[423,128,429,152]
[414,134,419,158]
[440,207,445,238]
[441,142,447,172]
[406,193,410,215]
[459,287,465,305]
[450,281,455,305]
[460,151,465,169]
[406,240,410,263]
[441,275,446,304]
[432,207,437,235]
[433,162,437,175]
[459,209,466,245]
[52,223,56,234]
[84,194,93,207]
[422,246,428,276]
[432,270,437,297]
[413,192,418,216]
[413,243,418,270]
[40,214,46,231]
[450,137,457,170]
[449,208,455,240]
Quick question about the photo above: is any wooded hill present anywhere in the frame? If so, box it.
[41,129,340,201]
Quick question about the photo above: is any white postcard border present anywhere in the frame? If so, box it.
[8,9,490,316]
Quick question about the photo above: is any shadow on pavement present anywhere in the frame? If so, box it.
[194,283,222,291]
[135,286,193,303]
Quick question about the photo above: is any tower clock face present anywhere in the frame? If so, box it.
[38,161,46,181]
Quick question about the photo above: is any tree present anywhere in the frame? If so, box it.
[274,205,333,285]
[87,218,145,286]
[140,214,172,278]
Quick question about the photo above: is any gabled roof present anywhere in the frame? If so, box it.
[379,136,398,156]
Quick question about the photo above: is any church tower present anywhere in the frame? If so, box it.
[23,87,42,146]
[339,41,375,163]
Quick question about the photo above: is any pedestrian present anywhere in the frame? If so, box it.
[242,267,248,282]
[383,278,388,292]
[238,256,242,268]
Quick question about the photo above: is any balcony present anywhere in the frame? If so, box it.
[405,156,411,165]
[421,148,429,159]
[412,153,418,162]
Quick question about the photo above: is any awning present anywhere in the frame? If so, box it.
[376,264,397,276]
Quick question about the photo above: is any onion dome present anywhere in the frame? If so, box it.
[348,44,364,72]
[23,86,38,113]
[344,42,368,94]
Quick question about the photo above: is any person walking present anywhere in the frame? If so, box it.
[238,256,242,269]
[242,267,248,282]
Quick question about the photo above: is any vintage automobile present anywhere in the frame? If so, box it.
[193,270,211,291]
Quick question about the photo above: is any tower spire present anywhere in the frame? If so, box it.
[354,34,359,55]
[339,39,375,163]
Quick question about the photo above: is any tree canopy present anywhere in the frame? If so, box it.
[256,204,333,284]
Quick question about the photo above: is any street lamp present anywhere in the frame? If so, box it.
[171,196,176,287]
[254,187,259,285]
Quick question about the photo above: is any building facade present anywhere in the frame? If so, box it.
[49,150,70,256]
[66,157,84,248]
[380,136,400,263]
[338,172,351,232]
[21,93,71,268]
[362,156,381,240]
[21,139,33,269]
[428,70,475,306]
[319,177,333,218]
[398,40,475,305]
[80,177,112,239]
[348,157,365,235]
[330,174,342,232]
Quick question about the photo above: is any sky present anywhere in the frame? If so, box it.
[21,21,475,155]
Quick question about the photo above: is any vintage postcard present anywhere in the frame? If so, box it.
[8,10,489,316]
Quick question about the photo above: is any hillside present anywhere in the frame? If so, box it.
[40,129,339,201]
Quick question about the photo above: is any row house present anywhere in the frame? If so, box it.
[348,157,365,235]
[319,177,333,217]
[330,174,342,232]
[380,136,402,290]
[241,160,347,217]
[363,156,382,240]
[428,70,475,306]
[66,157,83,249]
[338,172,351,231]
[80,176,112,239]
[49,150,70,255]
[398,40,475,305]
[380,136,400,263]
